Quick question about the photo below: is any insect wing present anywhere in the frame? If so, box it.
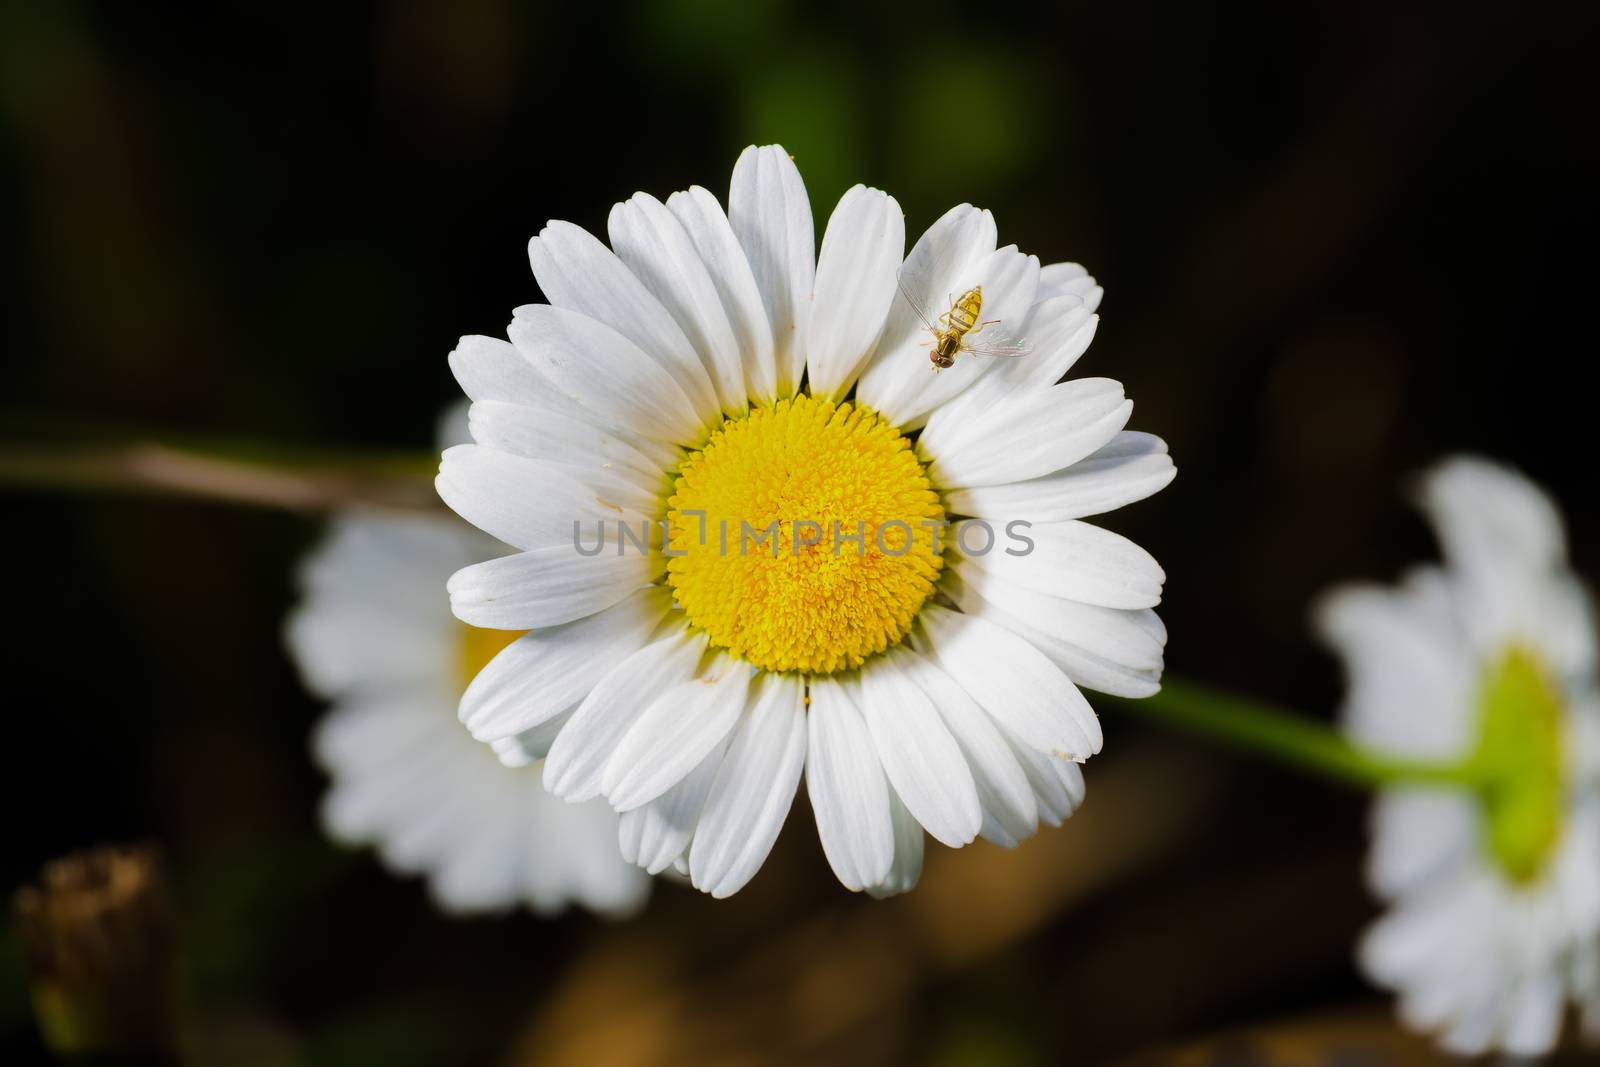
[966,334,1033,359]
[893,266,939,334]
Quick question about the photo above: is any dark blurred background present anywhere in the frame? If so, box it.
[3,1,1597,1063]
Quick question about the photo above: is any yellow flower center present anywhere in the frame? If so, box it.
[1472,646,1567,884]
[665,396,945,674]
[459,625,524,693]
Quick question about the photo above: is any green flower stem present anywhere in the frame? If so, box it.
[0,437,441,514]
[1116,677,1489,790]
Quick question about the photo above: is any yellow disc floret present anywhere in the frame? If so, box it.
[666,396,944,674]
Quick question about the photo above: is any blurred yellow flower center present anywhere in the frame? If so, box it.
[665,396,944,674]
[1472,646,1567,884]
[458,625,524,693]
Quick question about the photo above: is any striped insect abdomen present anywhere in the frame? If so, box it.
[947,286,984,337]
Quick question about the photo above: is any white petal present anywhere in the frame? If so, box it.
[603,654,751,811]
[466,399,670,488]
[459,585,670,742]
[1360,883,1476,988]
[285,515,469,698]
[1416,457,1592,672]
[1036,261,1103,311]
[666,186,775,404]
[293,512,475,613]
[617,736,730,875]
[1419,455,1566,576]
[1438,1005,1501,1057]
[428,828,523,916]
[689,673,807,898]
[1055,760,1087,810]
[344,756,480,873]
[542,629,706,801]
[1571,700,1600,778]
[888,646,1039,846]
[1314,581,1474,756]
[528,221,719,426]
[460,414,665,520]
[313,691,447,785]
[1365,790,1475,899]
[804,185,904,401]
[865,787,925,899]
[729,145,813,400]
[857,657,981,848]
[999,721,1082,826]
[920,604,1102,760]
[436,444,650,552]
[609,192,748,415]
[923,378,1132,489]
[996,294,1099,392]
[1533,576,1598,681]
[517,789,652,918]
[947,563,1167,697]
[1500,972,1564,1056]
[448,335,550,406]
[286,595,446,700]
[860,244,1040,430]
[490,734,537,768]
[946,564,1167,672]
[490,709,574,767]
[447,544,660,630]
[958,519,1165,610]
[943,432,1175,522]
[854,204,997,413]
[508,305,704,446]
[805,676,894,891]
[306,695,381,806]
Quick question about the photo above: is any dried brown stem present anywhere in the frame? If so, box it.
[0,442,443,515]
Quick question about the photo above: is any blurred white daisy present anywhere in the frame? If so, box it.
[438,144,1173,898]
[286,509,651,917]
[1318,457,1600,1056]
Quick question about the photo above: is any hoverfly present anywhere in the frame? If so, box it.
[896,270,1030,372]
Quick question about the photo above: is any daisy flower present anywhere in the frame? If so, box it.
[438,144,1174,898]
[286,502,651,917]
[1317,457,1600,1056]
